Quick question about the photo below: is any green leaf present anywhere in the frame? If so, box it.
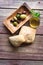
[30,9,40,17]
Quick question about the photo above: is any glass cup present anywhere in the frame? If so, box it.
[29,16,40,29]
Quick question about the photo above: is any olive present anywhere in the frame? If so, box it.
[13,16,17,21]
[13,22,18,26]
[20,14,27,20]
[22,11,26,14]
[16,13,21,20]
[10,18,14,23]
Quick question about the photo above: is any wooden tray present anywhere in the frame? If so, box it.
[3,3,32,34]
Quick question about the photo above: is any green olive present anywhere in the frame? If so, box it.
[13,22,18,26]
[13,16,17,21]
[20,14,27,19]
[16,13,21,20]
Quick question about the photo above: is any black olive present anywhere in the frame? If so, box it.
[10,19,14,23]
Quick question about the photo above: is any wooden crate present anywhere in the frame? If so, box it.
[3,3,32,34]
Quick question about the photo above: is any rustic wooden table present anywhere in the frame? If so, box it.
[0,0,43,65]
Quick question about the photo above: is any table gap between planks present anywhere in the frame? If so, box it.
[0,0,43,64]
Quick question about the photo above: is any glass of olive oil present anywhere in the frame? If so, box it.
[29,16,40,29]
[29,10,40,29]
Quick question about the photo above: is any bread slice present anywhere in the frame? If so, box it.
[9,35,25,47]
[19,26,36,43]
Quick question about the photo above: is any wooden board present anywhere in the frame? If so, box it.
[0,1,43,9]
[0,0,43,64]
[0,34,43,60]
[0,60,43,65]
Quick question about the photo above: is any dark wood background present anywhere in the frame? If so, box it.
[0,0,43,65]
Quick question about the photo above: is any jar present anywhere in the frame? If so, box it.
[29,16,40,29]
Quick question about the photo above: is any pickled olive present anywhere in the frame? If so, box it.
[20,14,27,19]
[13,16,17,21]
[13,22,18,26]
[16,13,21,20]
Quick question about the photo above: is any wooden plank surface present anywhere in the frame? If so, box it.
[0,60,43,65]
[0,0,43,61]
[0,0,43,9]
[0,34,43,52]
[0,34,43,60]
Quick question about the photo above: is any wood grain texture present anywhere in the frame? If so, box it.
[0,0,43,9]
[0,52,43,60]
[0,0,43,61]
[0,34,43,60]
[0,34,43,53]
[0,60,43,65]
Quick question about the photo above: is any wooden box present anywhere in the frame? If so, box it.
[3,3,32,34]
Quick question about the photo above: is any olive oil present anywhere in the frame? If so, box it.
[29,10,40,29]
[29,17,40,29]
